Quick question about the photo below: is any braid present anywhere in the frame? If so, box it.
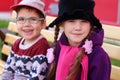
[46,25,60,80]
[53,24,60,53]
[65,48,85,80]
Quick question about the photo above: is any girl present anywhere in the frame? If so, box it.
[2,0,49,80]
[46,0,111,80]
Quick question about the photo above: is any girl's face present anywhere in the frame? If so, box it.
[63,19,91,46]
[17,8,46,44]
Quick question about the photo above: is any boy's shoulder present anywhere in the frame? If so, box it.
[36,37,50,47]
[13,38,22,47]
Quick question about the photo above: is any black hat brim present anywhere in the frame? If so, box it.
[49,10,102,29]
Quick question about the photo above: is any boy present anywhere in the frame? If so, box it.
[2,0,49,80]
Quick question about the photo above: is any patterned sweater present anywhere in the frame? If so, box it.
[2,35,50,80]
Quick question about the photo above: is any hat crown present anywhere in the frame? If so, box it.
[19,0,45,6]
[49,0,102,30]
[58,0,95,16]
[11,0,46,17]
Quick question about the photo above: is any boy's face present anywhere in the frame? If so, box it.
[62,19,91,46]
[16,8,46,44]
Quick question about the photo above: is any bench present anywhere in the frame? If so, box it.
[0,11,120,80]
[102,25,120,80]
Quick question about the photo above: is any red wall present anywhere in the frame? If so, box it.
[94,0,118,26]
[0,0,21,12]
[0,0,14,11]
[0,0,119,26]
[44,0,59,16]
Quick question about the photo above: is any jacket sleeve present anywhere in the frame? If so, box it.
[30,54,48,80]
[88,47,111,80]
[1,50,16,80]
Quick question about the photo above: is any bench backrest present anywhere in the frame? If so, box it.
[102,25,120,80]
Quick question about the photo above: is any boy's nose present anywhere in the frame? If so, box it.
[23,20,31,26]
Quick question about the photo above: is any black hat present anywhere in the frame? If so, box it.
[49,0,102,29]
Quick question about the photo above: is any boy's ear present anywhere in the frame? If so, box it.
[41,20,46,29]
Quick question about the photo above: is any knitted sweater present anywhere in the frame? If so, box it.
[2,35,50,80]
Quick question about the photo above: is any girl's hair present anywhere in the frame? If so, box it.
[15,6,44,18]
[65,48,85,80]
[46,21,93,80]
[46,24,60,80]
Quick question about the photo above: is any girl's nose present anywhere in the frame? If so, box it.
[75,22,81,30]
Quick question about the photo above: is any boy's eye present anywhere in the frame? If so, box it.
[18,17,24,21]
[30,17,38,21]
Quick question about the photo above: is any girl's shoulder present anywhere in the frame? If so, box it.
[89,46,110,63]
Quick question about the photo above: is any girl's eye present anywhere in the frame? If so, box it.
[81,20,89,23]
[67,20,75,22]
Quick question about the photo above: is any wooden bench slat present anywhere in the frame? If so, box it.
[111,65,120,80]
[102,43,120,61]
[0,60,6,77]
[41,29,61,42]
[11,11,17,19]
[1,44,11,56]
[5,33,20,45]
[46,16,56,27]
[103,24,120,40]
[0,66,4,75]
[41,29,54,42]
[0,60,6,68]
[7,22,18,33]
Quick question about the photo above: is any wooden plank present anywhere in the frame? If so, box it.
[103,24,120,40]
[11,10,17,19]
[0,60,6,77]
[102,43,120,61]
[4,33,20,45]
[46,16,56,27]
[111,65,120,80]
[41,29,61,42]
[7,22,18,33]
[41,29,54,42]
[0,60,6,68]
[1,44,11,56]
[0,66,4,75]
